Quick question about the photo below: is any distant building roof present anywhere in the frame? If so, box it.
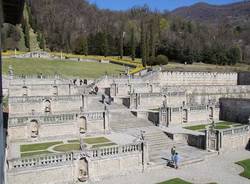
[2,0,25,25]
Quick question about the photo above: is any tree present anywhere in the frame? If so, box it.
[148,55,168,66]
[146,28,150,63]
[227,46,242,65]
[38,32,46,51]
[103,32,108,57]
[22,18,30,51]
[150,18,156,57]
[120,30,124,59]
[141,20,147,67]
[130,27,136,61]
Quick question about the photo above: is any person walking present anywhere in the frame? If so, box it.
[174,152,180,169]
[171,146,176,163]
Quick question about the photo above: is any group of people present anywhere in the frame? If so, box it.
[170,146,180,169]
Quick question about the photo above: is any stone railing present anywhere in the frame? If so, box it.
[140,93,162,97]
[85,142,142,159]
[8,111,104,127]
[221,125,250,136]
[9,95,82,103]
[8,152,73,171]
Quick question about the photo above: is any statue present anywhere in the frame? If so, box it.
[8,65,14,79]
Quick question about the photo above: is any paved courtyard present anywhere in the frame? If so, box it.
[94,150,250,184]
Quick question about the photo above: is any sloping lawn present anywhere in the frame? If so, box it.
[3,58,124,79]
[236,159,250,179]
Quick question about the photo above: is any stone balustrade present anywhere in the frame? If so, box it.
[8,111,105,127]
[86,143,142,159]
[221,125,249,136]
[9,95,82,103]
[8,152,73,171]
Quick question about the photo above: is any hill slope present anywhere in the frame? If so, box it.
[172,1,250,24]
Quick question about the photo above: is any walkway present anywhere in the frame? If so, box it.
[93,150,250,184]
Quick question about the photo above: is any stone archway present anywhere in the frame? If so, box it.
[78,158,88,182]
[30,120,39,138]
[78,116,87,134]
[44,99,51,113]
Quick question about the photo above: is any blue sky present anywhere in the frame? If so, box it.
[87,0,243,11]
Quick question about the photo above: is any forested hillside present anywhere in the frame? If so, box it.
[1,0,250,66]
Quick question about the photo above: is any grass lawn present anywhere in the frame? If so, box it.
[184,121,241,131]
[164,62,250,72]
[21,150,52,157]
[184,124,207,131]
[3,58,125,79]
[53,143,80,152]
[158,178,192,184]
[68,139,80,143]
[236,159,250,179]
[83,137,111,145]
[20,141,63,152]
[214,125,231,129]
[92,143,117,148]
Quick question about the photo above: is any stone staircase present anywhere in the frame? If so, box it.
[108,101,216,168]
[143,128,175,164]
[109,110,153,131]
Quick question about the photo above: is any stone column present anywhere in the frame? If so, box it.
[204,129,209,150]
[104,110,110,133]
[142,141,149,171]
[82,95,88,111]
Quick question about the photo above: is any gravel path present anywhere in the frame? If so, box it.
[94,150,250,184]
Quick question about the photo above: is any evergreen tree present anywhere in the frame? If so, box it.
[227,46,242,65]
[150,19,156,57]
[130,27,136,61]
[146,28,150,63]
[104,32,108,57]
[82,37,88,56]
[120,30,124,59]
[22,18,30,51]
[141,20,147,67]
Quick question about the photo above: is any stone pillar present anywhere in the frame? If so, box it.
[150,84,153,93]
[104,110,110,133]
[204,129,209,150]
[82,95,88,111]
[69,84,71,95]
[129,94,133,109]
[142,141,149,170]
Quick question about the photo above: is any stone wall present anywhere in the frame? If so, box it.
[8,84,79,97]
[7,152,75,184]
[159,104,219,126]
[9,95,83,115]
[219,98,250,124]
[149,71,238,86]
[8,111,107,141]
[87,143,143,179]
[219,126,250,151]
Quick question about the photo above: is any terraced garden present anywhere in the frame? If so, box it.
[20,137,117,157]
[184,121,242,131]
